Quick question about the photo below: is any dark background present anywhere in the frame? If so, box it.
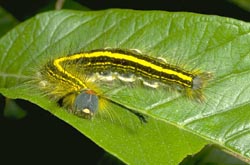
[0,0,250,21]
[0,0,249,164]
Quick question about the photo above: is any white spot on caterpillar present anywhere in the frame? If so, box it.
[143,81,159,88]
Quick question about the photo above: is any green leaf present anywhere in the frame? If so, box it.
[1,9,250,164]
[0,6,18,37]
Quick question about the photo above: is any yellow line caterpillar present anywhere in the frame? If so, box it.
[37,48,211,122]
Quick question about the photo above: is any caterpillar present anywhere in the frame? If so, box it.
[37,48,212,122]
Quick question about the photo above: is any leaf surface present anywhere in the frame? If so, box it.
[1,9,250,164]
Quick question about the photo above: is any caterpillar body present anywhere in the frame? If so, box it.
[38,49,211,121]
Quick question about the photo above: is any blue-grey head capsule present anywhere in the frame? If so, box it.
[73,90,99,118]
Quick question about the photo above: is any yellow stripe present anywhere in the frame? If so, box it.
[52,50,194,90]
[47,67,81,90]
[53,59,88,89]
[57,51,193,82]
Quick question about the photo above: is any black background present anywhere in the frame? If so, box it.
[0,0,250,21]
